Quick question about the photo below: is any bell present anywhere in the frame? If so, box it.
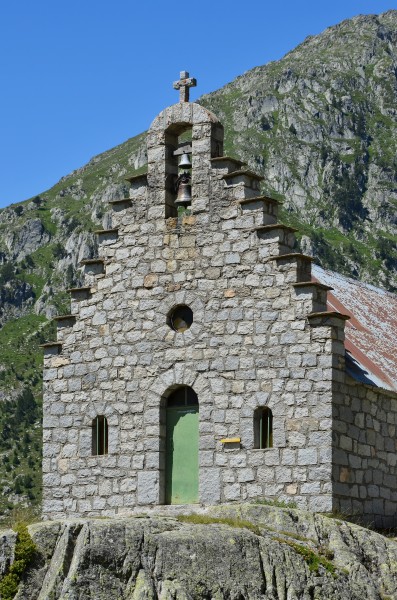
[178,152,192,169]
[175,181,192,206]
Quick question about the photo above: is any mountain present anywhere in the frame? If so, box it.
[0,11,397,516]
[199,10,397,289]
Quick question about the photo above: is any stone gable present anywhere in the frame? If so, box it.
[42,88,397,527]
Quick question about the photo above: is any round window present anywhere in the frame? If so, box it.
[168,305,193,333]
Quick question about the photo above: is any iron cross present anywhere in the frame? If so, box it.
[173,71,197,103]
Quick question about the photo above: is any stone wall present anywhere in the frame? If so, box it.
[42,101,348,519]
[333,377,397,527]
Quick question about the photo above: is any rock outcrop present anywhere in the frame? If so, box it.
[1,505,396,599]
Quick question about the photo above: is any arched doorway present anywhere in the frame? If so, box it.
[165,386,199,504]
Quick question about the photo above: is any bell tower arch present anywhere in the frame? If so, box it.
[147,71,224,218]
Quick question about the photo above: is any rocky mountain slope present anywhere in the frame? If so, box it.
[0,10,396,516]
[200,11,397,289]
[1,504,397,599]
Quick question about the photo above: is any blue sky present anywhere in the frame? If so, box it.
[0,0,395,209]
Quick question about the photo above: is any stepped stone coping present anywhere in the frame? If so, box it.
[39,342,63,348]
[66,286,93,293]
[293,281,333,291]
[53,315,76,323]
[125,172,148,184]
[238,195,281,206]
[80,258,105,266]
[222,169,264,181]
[307,310,350,321]
[94,228,119,235]
[109,198,132,207]
[266,253,314,263]
[253,224,298,234]
[211,156,246,168]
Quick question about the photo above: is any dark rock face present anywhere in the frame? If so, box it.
[0,280,34,324]
[4,505,397,599]
[10,218,51,262]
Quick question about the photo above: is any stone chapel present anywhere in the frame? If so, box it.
[42,72,397,527]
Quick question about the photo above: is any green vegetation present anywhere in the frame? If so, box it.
[0,314,52,517]
[176,514,261,536]
[0,314,49,387]
[253,497,298,509]
[177,513,339,578]
[0,523,36,599]
[0,387,43,515]
[272,537,336,576]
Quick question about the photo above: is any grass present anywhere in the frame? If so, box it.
[0,314,49,388]
[272,536,337,576]
[253,497,298,509]
[177,512,340,578]
[0,505,41,529]
[176,514,261,536]
[321,511,397,538]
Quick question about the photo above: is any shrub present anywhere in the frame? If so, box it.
[0,523,36,599]
[31,196,42,207]
[11,206,23,217]
[0,263,15,286]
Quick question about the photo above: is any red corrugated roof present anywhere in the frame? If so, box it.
[313,265,397,392]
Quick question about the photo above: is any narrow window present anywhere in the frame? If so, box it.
[92,415,108,455]
[254,408,273,449]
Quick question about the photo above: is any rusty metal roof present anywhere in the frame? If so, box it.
[312,265,397,392]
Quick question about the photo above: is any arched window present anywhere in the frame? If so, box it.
[254,408,273,449]
[167,386,198,407]
[92,415,108,455]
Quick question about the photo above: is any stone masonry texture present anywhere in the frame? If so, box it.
[42,100,397,527]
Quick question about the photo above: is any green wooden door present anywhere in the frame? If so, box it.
[165,406,199,504]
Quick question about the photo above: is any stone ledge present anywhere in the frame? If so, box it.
[80,258,105,266]
[253,224,298,234]
[293,282,333,291]
[211,156,246,168]
[238,195,281,206]
[66,286,93,293]
[53,315,76,322]
[125,173,148,184]
[40,342,63,356]
[307,311,350,321]
[94,228,119,235]
[222,169,264,181]
[266,253,314,263]
[53,315,77,329]
[109,198,133,207]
